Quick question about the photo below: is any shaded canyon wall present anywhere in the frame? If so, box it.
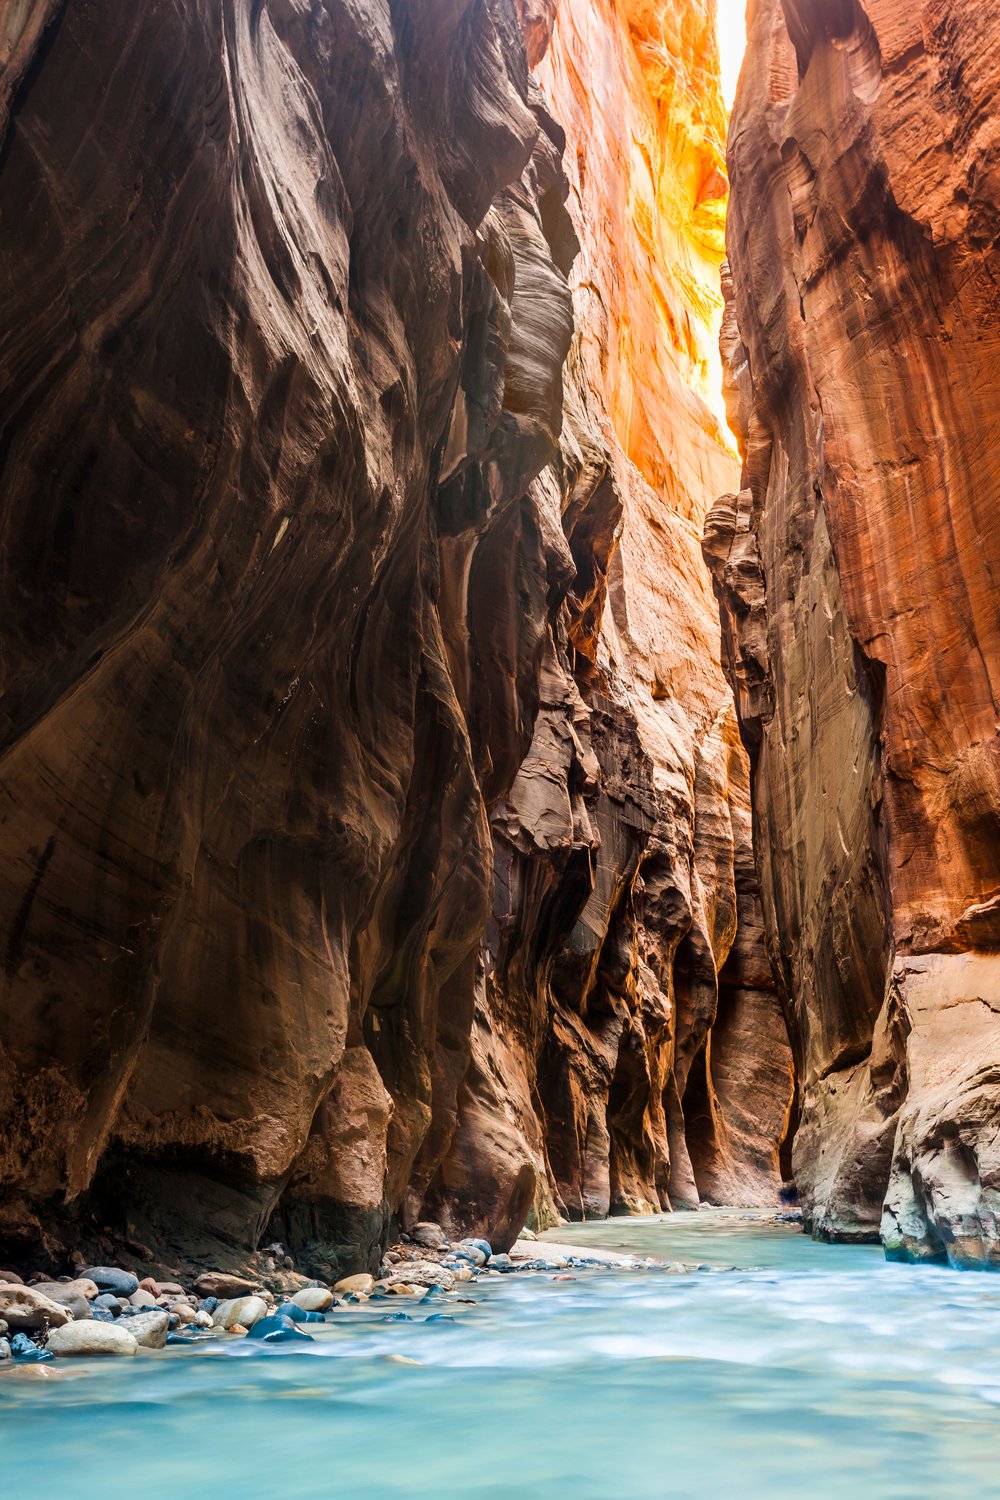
[0,0,788,1277]
[706,0,1000,1266]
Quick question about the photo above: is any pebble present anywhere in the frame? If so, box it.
[125,1310,169,1349]
[0,1270,23,1285]
[46,1322,138,1357]
[460,1239,493,1260]
[0,1338,10,1360]
[91,1308,116,1323]
[81,1267,139,1298]
[290,1286,333,1313]
[212,1295,269,1331]
[333,1273,374,1295]
[92,1294,122,1315]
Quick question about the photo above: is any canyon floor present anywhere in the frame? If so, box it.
[3,1210,1000,1500]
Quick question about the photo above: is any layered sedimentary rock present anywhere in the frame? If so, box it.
[0,0,788,1277]
[707,0,1000,1265]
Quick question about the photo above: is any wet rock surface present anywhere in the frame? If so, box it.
[0,0,788,1276]
[706,0,1000,1265]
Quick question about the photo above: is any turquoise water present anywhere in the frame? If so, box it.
[3,1210,1000,1499]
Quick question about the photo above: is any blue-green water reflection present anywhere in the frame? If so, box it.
[3,1210,998,1499]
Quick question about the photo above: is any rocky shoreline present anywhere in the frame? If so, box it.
[0,1222,679,1370]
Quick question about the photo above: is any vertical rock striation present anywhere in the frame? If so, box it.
[707,0,1000,1265]
[0,0,787,1276]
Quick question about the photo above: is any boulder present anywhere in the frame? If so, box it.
[379,1263,455,1291]
[126,1310,169,1349]
[81,1267,139,1298]
[290,1287,333,1313]
[194,1272,262,1300]
[212,1295,268,1331]
[0,1283,71,1330]
[47,1322,138,1357]
[409,1222,446,1250]
[333,1274,374,1295]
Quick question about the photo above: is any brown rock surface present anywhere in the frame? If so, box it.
[0,0,788,1273]
[707,0,1000,1263]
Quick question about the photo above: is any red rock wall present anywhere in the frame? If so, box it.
[707,0,1000,1265]
[0,0,789,1275]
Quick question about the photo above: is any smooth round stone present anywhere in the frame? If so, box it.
[128,1291,159,1309]
[460,1239,493,1261]
[424,1314,455,1323]
[81,1267,139,1298]
[487,1254,513,1271]
[91,1309,115,1323]
[212,1295,269,1331]
[420,1285,446,1302]
[278,1303,324,1324]
[46,1322,138,1357]
[198,1297,220,1314]
[382,1313,413,1322]
[290,1286,333,1313]
[92,1294,121,1315]
[333,1274,374,1295]
[260,1325,314,1345]
[126,1310,169,1349]
[0,1337,10,1360]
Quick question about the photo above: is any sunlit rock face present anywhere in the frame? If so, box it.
[424,0,792,1232]
[0,0,787,1274]
[707,0,1000,1265]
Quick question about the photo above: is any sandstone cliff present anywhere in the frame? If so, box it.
[707,0,1000,1266]
[0,0,787,1278]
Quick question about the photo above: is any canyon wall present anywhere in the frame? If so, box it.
[0,0,788,1279]
[707,0,1000,1266]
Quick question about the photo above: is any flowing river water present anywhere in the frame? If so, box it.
[3,1209,999,1498]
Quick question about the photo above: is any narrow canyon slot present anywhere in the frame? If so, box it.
[0,1,998,1494]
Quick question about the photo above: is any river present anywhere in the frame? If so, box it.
[3,1209,999,1498]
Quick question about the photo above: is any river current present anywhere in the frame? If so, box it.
[3,1209,999,1498]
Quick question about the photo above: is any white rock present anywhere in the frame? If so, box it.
[290,1286,333,1312]
[193,1310,213,1329]
[125,1310,169,1349]
[379,1262,455,1291]
[46,1322,138,1357]
[332,1274,374,1295]
[212,1295,268,1331]
[0,1283,71,1330]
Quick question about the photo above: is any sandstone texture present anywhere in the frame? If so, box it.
[707,0,1000,1264]
[0,0,787,1277]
